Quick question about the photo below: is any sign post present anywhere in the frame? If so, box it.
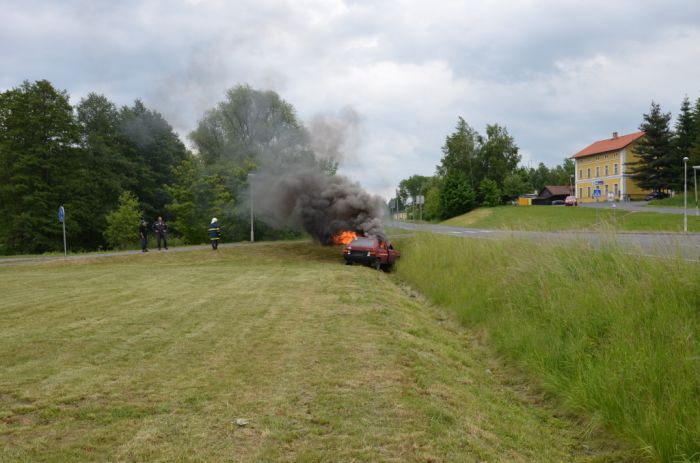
[416,195,425,222]
[58,205,67,257]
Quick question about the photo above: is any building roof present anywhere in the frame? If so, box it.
[571,131,645,159]
[539,185,573,197]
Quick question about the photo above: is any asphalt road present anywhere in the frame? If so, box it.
[388,220,700,261]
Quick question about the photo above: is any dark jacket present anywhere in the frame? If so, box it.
[209,221,220,240]
[153,220,168,236]
[139,221,147,238]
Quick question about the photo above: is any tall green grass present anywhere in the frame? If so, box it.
[395,234,700,462]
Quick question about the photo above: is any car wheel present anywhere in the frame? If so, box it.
[372,259,381,270]
[345,261,352,265]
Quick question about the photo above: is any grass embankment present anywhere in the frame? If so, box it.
[648,193,700,209]
[395,234,700,462]
[1,243,627,461]
[442,205,700,232]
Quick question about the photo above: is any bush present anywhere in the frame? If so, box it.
[479,178,501,207]
[104,192,142,249]
[439,173,476,219]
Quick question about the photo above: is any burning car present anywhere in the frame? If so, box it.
[342,235,400,271]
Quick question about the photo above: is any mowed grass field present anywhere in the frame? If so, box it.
[1,243,629,462]
[441,205,700,232]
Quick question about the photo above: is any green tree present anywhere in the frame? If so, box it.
[398,174,432,218]
[75,93,134,248]
[190,85,320,176]
[528,162,553,192]
[479,178,501,207]
[629,101,675,192]
[503,168,533,200]
[104,191,142,249]
[438,173,476,219]
[437,117,481,189]
[165,155,208,244]
[118,100,188,220]
[0,80,82,254]
[398,175,432,202]
[479,124,520,187]
[674,96,696,191]
[548,158,575,186]
[423,185,442,221]
[691,97,700,169]
[189,85,335,241]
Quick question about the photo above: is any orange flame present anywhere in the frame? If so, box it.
[331,230,358,245]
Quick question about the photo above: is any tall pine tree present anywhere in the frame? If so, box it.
[630,102,675,193]
[672,96,695,191]
[689,97,700,177]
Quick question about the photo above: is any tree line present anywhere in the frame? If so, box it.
[0,80,330,254]
[630,97,700,193]
[393,117,574,221]
[395,95,700,222]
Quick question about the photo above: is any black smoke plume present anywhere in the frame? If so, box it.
[251,168,386,244]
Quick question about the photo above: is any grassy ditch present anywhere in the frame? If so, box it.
[442,206,700,233]
[394,234,700,462]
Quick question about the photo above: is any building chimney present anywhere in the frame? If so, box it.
[612,132,618,139]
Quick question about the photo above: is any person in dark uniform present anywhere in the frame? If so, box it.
[209,218,220,250]
[139,218,149,252]
[152,216,168,250]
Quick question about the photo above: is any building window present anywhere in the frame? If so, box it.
[605,165,609,176]
[614,163,618,175]
[605,184,609,195]
[614,183,619,196]
[595,166,600,177]
[587,168,591,178]
[579,188,582,198]
[605,153,609,159]
[596,155,600,160]
[579,169,582,179]
[587,186,591,197]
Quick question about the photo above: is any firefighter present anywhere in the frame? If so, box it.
[138,218,149,252]
[209,218,221,250]
[152,216,168,250]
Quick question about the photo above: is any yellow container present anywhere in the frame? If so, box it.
[517,197,532,206]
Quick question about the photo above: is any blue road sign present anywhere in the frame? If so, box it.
[593,189,602,198]
[58,206,65,223]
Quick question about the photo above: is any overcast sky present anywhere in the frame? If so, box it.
[2,0,700,199]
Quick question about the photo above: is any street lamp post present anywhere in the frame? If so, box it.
[248,173,255,242]
[570,174,574,196]
[683,157,689,233]
[694,165,699,217]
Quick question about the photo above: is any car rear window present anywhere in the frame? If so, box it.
[350,238,375,247]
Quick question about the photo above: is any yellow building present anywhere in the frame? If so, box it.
[571,131,650,203]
